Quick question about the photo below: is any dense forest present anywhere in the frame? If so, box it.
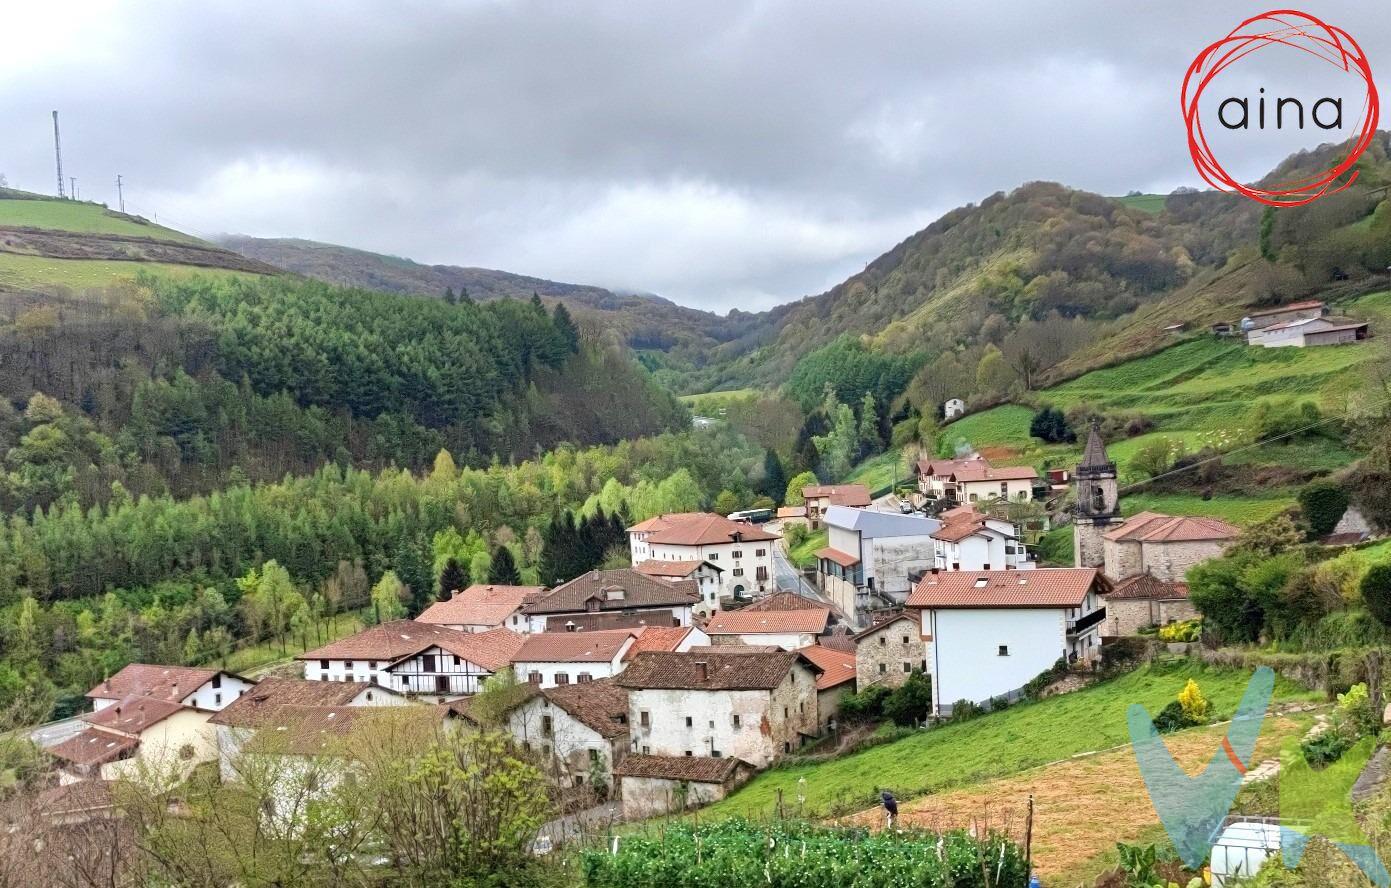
[0,274,686,512]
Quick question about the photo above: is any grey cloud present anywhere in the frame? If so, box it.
[1,1,1386,311]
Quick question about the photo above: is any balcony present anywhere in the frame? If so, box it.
[1067,607,1106,636]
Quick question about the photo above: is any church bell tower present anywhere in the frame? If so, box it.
[1073,419,1121,569]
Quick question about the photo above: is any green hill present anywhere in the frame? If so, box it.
[0,189,278,292]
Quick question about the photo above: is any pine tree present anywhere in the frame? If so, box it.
[761,449,787,504]
[531,291,545,313]
[488,546,522,585]
[552,302,580,353]
[459,285,473,305]
[444,286,459,305]
[439,557,468,599]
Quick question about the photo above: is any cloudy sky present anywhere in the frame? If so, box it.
[2,2,1386,312]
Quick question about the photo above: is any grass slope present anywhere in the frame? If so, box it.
[699,661,1315,820]
[0,197,203,244]
[0,253,256,291]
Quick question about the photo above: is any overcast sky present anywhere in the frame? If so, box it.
[2,2,1386,312]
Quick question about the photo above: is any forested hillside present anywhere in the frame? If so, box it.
[218,235,769,390]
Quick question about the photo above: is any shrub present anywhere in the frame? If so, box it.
[1298,480,1350,539]
[1158,620,1201,643]
[1301,730,1354,768]
[1151,700,1194,734]
[947,699,982,723]
[882,670,933,726]
[838,684,891,722]
[1361,563,1391,628]
[1101,637,1149,672]
[1029,406,1075,444]
[1021,656,1070,699]
[1177,679,1210,724]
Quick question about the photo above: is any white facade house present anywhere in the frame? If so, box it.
[931,506,1032,572]
[815,505,943,614]
[523,568,699,633]
[416,584,545,633]
[634,559,725,615]
[503,679,630,790]
[943,398,966,420]
[916,456,990,499]
[951,464,1039,503]
[1247,316,1369,348]
[513,630,638,688]
[86,664,255,714]
[907,569,1108,716]
[627,513,778,600]
[297,621,523,698]
[617,650,823,767]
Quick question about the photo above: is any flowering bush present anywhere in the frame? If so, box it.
[1157,620,1201,643]
[1177,679,1210,724]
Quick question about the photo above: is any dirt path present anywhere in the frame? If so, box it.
[839,714,1305,882]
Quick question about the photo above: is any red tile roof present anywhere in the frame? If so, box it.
[49,727,140,767]
[616,650,821,690]
[297,621,522,672]
[85,664,221,702]
[798,644,857,690]
[907,569,1101,609]
[634,559,720,578]
[704,608,829,636]
[208,678,386,727]
[627,512,779,546]
[541,678,630,738]
[1106,574,1190,601]
[613,753,748,783]
[513,629,636,664]
[852,612,917,641]
[621,625,697,661]
[85,697,187,734]
[917,456,989,477]
[741,592,827,612]
[814,546,860,568]
[1247,299,1325,317]
[34,779,114,816]
[416,584,544,627]
[523,568,699,615]
[950,465,1039,483]
[802,484,872,507]
[1102,512,1240,543]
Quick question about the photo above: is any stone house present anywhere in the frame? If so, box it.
[1103,574,1199,637]
[704,606,829,650]
[503,678,630,792]
[613,754,755,819]
[797,644,858,731]
[852,613,926,690]
[1101,512,1240,583]
[801,484,872,527]
[617,650,823,767]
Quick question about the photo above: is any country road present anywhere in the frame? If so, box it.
[765,520,853,628]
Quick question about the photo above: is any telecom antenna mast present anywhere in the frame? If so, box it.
[52,111,65,198]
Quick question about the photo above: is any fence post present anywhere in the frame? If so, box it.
[1024,794,1034,870]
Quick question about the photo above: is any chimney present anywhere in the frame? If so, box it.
[695,661,708,682]
[930,567,939,575]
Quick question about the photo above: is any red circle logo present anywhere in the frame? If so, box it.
[1182,10,1378,207]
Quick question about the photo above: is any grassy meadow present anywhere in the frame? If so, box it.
[0,197,203,243]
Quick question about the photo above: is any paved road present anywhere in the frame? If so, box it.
[765,520,852,627]
[535,800,623,852]
[29,714,86,748]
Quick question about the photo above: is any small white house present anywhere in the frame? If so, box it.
[85,664,255,714]
[907,568,1108,716]
[627,514,778,600]
[297,621,523,698]
[943,398,966,420]
[931,506,1032,572]
[916,456,990,499]
[634,559,725,614]
[949,464,1039,503]
[503,678,630,790]
[416,584,545,633]
[512,630,638,688]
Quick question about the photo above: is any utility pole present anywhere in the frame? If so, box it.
[116,175,125,213]
[52,111,65,198]
[69,177,77,201]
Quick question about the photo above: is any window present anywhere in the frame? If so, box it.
[642,745,650,754]
[732,714,742,728]
[555,673,570,685]
[211,674,221,689]
[783,707,789,718]
[589,748,600,763]
[732,550,743,559]
[902,636,910,645]
[366,691,373,702]
[879,636,886,646]
[799,702,804,714]
[685,716,693,727]
[214,693,222,706]
[617,714,627,725]
[422,655,435,672]
[640,711,650,727]
[879,663,887,674]
[685,750,693,757]
[708,553,718,560]
[708,720,714,729]
[755,548,766,557]
[320,660,329,670]
[733,568,744,577]
[368,661,376,670]
[542,716,553,737]
[453,655,462,666]
[528,672,543,684]
[903,662,912,673]
[577,673,592,683]
[998,645,1010,657]
[712,750,722,758]
[543,744,551,757]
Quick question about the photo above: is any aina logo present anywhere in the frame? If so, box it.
[1181,10,1379,206]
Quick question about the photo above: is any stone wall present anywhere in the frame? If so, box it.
[1141,540,1230,583]
[855,619,926,690]
[619,775,730,819]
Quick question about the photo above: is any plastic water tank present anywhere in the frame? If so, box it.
[1210,820,1281,886]
[1240,317,1256,332]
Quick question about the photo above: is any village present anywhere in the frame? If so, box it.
[32,419,1272,828]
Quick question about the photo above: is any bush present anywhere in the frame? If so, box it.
[1361,563,1391,628]
[1029,406,1075,444]
[1177,679,1210,724]
[1301,730,1354,768]
[1298,480,1350,539]
[1151,700,1198,734]
[1101,637,1149,672]
[838,684,891,722]
[882,670,933,726]
[1158,620,1201,643]
[947,699,983,723]
[1021,656,1070,700]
